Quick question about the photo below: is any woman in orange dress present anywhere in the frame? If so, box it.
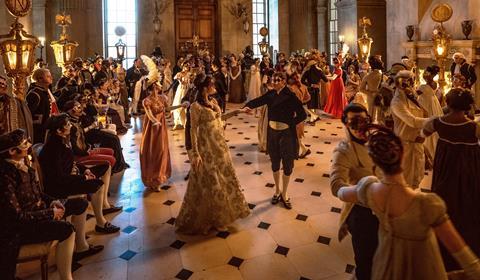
[324,57,348,118]
[139,56,171,191]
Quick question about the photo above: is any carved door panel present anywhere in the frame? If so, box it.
[175,0,217,57]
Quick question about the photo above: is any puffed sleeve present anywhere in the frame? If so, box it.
[421,193,449,227]
[356,176,380,209]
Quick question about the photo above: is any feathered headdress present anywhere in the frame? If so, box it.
[141,55,160,88]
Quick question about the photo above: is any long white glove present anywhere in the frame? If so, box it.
[452,246,480,280]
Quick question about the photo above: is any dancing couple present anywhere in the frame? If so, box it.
[244,72,307,209]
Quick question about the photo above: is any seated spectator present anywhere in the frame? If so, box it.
[108,79,131,128]
[78,91,129,173]
[0,129,79,280]
[39,114,120,233]
[64,100,122,214]
[94,78,128,135]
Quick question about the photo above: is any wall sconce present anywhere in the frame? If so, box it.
[431,3,453,89]
[153,0,170,35]
[38,36,45,60]
[50,13,79,70]
[357,17,372,62]
[115,39,127,62]
[225,1,250,34]
[338,34,345,52]
[114,26,127,62]
[0,0,39,99]
[258,27,269,55]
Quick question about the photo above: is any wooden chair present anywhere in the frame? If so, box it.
[16,241,57,280]
[15,144,55,280]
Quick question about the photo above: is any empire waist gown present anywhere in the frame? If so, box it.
[140,94,172,188]
[175,101,250,234]
[357,176,449,280]
[324,68,347,118]
[426,118,480,271]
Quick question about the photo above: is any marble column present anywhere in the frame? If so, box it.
[336,0,358,54]
[219,0,253,56]
[278,0,290,54]
[289,0,317,52]
[317,0,328,52]
[138,0,175,61]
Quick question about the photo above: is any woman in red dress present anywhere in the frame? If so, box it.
[324,57,348,118]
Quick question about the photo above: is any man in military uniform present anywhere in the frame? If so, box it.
[26,68,59,143]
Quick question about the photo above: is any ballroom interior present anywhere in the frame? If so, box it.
[1,0,480,280]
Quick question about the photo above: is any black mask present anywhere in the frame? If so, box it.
[347,128,367,145]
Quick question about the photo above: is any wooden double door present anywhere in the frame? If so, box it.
[175,0,218,57]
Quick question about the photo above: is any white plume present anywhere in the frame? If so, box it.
[141,55,160,87]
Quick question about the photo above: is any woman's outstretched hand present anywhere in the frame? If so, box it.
[241,107,252,114]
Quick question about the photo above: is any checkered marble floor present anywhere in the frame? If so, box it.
[18,104,432,280]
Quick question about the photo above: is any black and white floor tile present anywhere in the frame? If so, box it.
[18,104,432,280]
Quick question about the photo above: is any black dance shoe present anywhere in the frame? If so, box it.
[102,205,123,215]
[95,222,120,234]
[271,193,281,205]
[281,195,292,210]
[299,149,311,159]
[73,245,104,261]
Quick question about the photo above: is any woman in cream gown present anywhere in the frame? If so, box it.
[248,59,262,117]
[257,69,274,153]
[337,127,480,280]
[417,66,443,161]
[176,76,250,234]
[172,65,190,130]
[162,59,174,106]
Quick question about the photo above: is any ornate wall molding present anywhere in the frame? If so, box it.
[402,40,480,64]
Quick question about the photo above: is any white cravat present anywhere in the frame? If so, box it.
[454,64,461,75]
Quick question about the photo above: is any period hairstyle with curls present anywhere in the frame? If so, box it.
[194,74,214,109]
[446,87,474,112]
[367,126,404,175]
[341,103,369,124]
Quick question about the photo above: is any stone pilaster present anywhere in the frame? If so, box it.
[317,0,328,52]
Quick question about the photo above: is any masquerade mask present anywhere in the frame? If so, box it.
[347,115,371,131]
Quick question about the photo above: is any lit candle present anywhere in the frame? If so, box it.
[39,37,45,46]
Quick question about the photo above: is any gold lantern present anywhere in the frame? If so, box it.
[431,4,453,90]
[357,17,373,62]
[50,13,78,70]
[258,27,269,56]
[0,0,38,99]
